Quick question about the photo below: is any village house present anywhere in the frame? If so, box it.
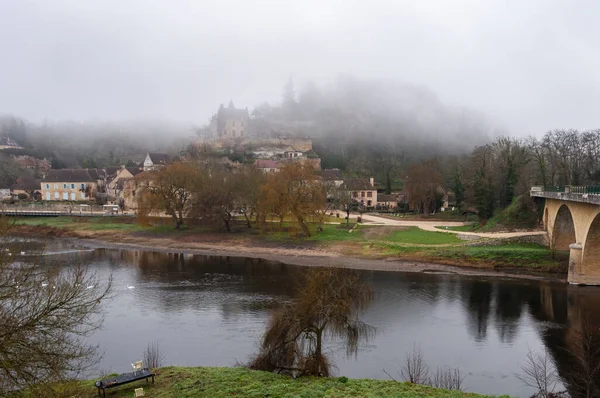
[107,166,143,197]
[0,136,23,150]
[12,155,51,174]
[377,193,403,209]
[121,173,152,211]
[0,188,10,201]
[40,169,101,201]
[342,177,378,207]
[254,159,280,173]
[210,101,250,139]
[143,152,170,171]
[283,150,303,159]
[11,177,42,201]
[322,168,344,187]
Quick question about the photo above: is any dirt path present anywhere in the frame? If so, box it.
[357,213,546,238]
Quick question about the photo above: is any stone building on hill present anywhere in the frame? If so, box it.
[0,136,23,150]
[210,101,250,139]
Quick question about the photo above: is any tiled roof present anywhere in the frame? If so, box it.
[378,194,398,202]
[322,168,342,180]
[342,178,374,191]
[126,167,143,176]
[11,179,41,191]
[148,153,170,164]
[105,167,121,178]
[254,159,279,169]
[42,169,99,183]
[217,102,249,120]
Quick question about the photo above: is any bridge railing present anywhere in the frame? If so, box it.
[571,186,600,195]
[533,186,600,195]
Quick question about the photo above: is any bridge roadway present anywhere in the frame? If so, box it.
[531,186,600,285]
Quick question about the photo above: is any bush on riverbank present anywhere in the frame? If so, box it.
[64,367,498,397]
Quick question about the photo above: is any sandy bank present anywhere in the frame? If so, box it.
[70,235,566,284]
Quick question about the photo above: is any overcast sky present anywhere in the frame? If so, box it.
[1,0,599,135]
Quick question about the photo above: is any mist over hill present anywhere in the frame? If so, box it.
[251,76,496,167]
[0,115,193,168]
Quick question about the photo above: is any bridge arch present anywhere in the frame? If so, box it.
[582,214,600,278]
[552,204,577,251]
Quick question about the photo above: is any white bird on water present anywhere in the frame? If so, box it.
[127,284,135,289]
[41,282,49,287]
[20,251,25,255]
[86,284,95,289]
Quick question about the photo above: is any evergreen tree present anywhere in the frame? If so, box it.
[282,77,296,107]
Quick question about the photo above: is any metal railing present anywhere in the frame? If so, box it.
[534,186,600,195]
[571,186,600,195]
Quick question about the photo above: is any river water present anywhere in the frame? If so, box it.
[37,243,600,397]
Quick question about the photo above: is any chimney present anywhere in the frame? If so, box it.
[369,177,374,187]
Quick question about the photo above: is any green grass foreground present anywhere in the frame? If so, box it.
[54,367,504,398]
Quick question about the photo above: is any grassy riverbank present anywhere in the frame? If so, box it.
[9,216,566,274]
[47,367,502,397]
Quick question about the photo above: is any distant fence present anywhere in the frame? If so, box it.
[0,204,132,217]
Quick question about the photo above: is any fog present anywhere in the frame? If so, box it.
[1,0,599,135]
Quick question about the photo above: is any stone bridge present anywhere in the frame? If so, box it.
[531,186,600,285]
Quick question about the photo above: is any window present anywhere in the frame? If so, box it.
[352,191,358,198]
[71,183,75,189]
[81,183,85,190]
[45,184,50,189]
[81,192,85,199]
[54,184,58,189]
[367,191,372,198]
[54,192,59,199]
[63,184,67,189]
[361,192,365,198]
[367,200,372,206]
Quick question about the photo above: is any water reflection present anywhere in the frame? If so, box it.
[34,245,600,397]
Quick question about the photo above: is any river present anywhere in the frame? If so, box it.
[36,242,600,397]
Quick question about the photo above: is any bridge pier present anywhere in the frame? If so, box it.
[532,189,600,286]
[568,243,584,285]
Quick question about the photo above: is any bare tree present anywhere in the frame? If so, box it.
[249,267,374,377]
[431,366,465,391]
[259,162,326,237]
[400,344,430,385]
[142,341,165,370]
[137,162,197,229]
[235,165,266,228]
[516,347,560,398]
[406,159,442,216]
[0,217,112,396]
[190,166,238,232]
